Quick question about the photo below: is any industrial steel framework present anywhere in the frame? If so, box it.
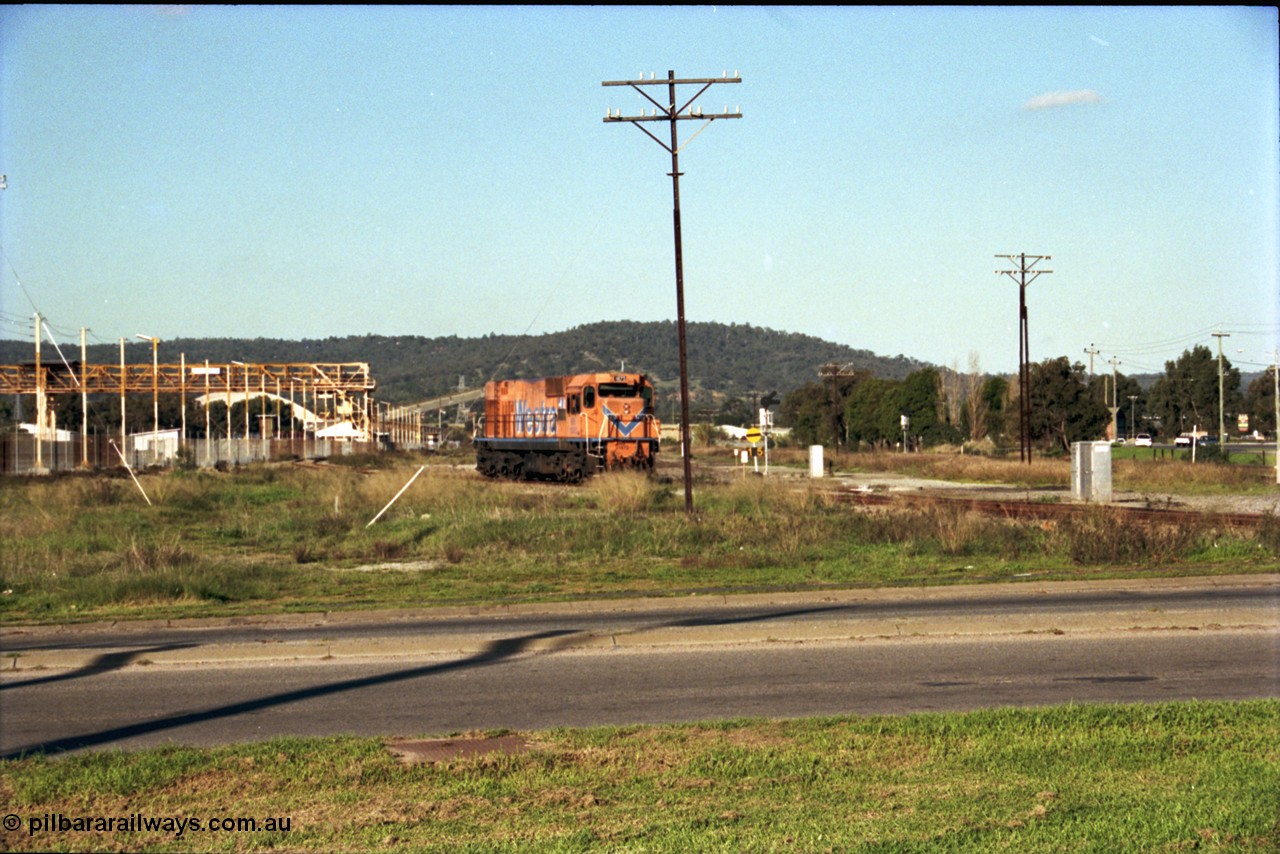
[0,361,374,397]
[3,355,377,470]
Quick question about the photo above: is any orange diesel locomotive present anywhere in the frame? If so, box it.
[475,372,660,481]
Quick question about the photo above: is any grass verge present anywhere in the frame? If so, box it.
[1,700,1276,852]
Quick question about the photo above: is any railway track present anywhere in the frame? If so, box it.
[829,486,1272,530]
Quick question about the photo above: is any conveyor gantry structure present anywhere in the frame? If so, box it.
[0,361,375,396]
[3,360,378,441]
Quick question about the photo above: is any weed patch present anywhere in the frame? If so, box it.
[0,461,1275,623]
[1053,508,1206,565]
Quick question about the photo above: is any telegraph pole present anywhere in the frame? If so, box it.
[603,70,742,513]
[996,254,1051,463]
[1211,329,1230,445]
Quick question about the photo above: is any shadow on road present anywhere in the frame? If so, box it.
[0,644,199,691]
[1,630,576,760]
[653,605,848,629]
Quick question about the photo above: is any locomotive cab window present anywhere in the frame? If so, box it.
[598,382,639,397]
[582,386,595,409]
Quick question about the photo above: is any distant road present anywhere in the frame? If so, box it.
[2,576,1276,757]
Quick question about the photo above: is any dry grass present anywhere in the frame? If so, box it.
[846,451,1068,488]
[1112,457,1274,493]
[1,456,1275,623]
[588,471,674,513]
[1050,508,1209,565]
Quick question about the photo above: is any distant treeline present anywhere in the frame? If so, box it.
[0,320,926,405]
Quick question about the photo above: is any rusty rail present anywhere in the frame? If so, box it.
[829,487,1271,530]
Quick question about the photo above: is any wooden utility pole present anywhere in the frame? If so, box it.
[1083,343,1100,378]
[818,362,857,450]
[603,70,742,513]
[996,254,1052,463]
[1211,329,1230,444]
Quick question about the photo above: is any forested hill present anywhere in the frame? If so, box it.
[0,321,926,403]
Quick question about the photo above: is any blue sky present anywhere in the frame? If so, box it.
[1,6,1276,376]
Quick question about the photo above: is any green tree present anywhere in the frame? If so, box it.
[1028,357,1108,452]
[693,421,719,447]
[781,383,832,446]
[899,367,961,446]
[1244,367,1277,436]
[713,396,756,427]
[1113,375,1145,439]
[981,376,1009,445]
[1087,372,1144,439]
[1147,345,1242,439]
[845,377,896,448]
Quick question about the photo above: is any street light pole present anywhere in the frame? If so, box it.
[81,328,89,467]
[136,334,159,465]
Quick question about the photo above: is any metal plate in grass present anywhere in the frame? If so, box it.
[387,734,529,765]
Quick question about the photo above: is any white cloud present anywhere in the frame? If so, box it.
[1022,89,1103,110]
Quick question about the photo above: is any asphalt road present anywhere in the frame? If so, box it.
[2,575,1277,758]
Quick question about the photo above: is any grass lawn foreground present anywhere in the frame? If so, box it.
[1,451,1278,851]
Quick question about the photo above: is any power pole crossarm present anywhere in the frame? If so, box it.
[1084,343,1100,378]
